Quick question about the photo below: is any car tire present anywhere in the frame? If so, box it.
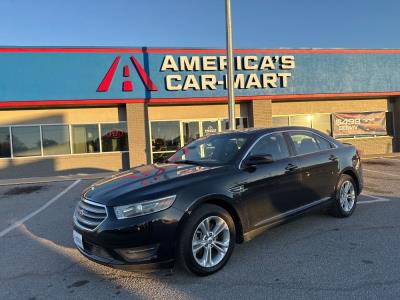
[177,204,236,276]
[329,174,357,218]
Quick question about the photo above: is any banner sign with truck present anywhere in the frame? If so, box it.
[332,111,387,137]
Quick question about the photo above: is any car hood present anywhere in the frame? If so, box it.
[82,163,220,206]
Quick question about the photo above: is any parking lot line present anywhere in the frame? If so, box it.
[0,179,81,238]
[359,193,392,204]
[363,168,400,178]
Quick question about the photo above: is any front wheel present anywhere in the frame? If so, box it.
[329,174,357,218]
[177,204,236,276]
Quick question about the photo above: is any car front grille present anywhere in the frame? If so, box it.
[74,198,107,231]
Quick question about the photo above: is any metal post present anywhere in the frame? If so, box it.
[225,0,236,130]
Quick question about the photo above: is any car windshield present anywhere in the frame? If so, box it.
[167,133,249,165]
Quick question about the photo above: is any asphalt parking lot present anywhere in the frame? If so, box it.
[1,157,400,300]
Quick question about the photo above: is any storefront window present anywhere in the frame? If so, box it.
[290,115,312,127]
[12,126,41,157]
[272,116,289,127]
[202,121,219,136]
[152,152,173,163]
[273,114,333,135]
[237,118,248,130]
[42,125,71,155]
[151,121,180,152]
[183,122,200,145]
[221,118,249,131]
[71,124,100,154]
[0,127,11,158]
[101,123,128,152]
[312,114,332,135]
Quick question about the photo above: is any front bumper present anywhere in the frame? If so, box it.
[73,206,185,270]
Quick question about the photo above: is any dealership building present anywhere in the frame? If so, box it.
[1,47,400,179]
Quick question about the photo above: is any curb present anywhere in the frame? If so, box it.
[0,172,114,186]
[362,154,400,160]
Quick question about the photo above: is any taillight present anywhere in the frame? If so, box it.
[356,149,362,159]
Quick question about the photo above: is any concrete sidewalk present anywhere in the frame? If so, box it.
[362,152,400,160]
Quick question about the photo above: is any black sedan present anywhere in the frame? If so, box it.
[73,126,363,276]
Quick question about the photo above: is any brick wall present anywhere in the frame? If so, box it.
[250,100,272,128]
[148,103,246,120]
[337,136,393,156]
[272,98,388,115]
[126,103,150,167]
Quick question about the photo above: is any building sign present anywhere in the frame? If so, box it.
[1,48,400,106]
[332,112,387,137]
[160,55,295,91]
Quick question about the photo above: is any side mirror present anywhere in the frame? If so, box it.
[244,154,274,167]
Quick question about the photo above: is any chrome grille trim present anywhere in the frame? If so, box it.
[74,198,107,232]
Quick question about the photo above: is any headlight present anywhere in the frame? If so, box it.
[113,195,176,220]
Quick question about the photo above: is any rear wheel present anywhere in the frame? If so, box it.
[178,204,236,276]
[329,174,357,217]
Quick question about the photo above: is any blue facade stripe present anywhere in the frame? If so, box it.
[0,50,400,102]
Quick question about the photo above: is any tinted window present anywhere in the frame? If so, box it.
[12,126,41,157]
[169,134,248,164]
[314,134,333,150]
[289,132,320,155]
[101,123,128,152]
[0,127,11,158]
[249,133,290,161]
[71,124,100,154]
[42,125,71,155]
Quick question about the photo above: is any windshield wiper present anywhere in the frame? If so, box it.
[168,160,202,165]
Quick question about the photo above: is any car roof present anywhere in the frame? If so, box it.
[216,126,339,144]
[220,126,322,135]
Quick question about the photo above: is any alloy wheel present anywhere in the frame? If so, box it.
[339,180,356,212]
[191,216,230,268]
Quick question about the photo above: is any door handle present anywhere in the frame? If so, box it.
[329,155,338,161]
[285,163,298,172]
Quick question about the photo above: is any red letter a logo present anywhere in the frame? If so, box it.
[97,56,158,92]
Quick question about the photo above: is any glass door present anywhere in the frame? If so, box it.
[201,121,219,136]
[182,122,200,145]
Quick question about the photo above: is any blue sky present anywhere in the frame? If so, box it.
[0,0,399,48]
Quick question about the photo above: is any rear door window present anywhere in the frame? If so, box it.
[289,132,321,155]
[313,134,333,150]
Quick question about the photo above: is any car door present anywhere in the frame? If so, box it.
[287,131,339,206]
[239,132,303,228]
